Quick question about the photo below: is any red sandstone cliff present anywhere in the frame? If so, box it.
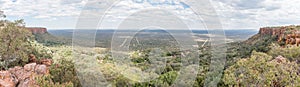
[256,25,300,46]
[259,27,287,36]
[26,27,47,34]
[259,25,300,36]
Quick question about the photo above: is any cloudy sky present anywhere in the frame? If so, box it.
[0,0,299,30]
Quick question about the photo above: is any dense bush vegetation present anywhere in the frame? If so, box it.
[34,33,69,46]
[0,21,49,69]
[45,32,297,87]
[0,19,33,69]
[236,35,276,58]
[268,45,300,61]
[29,40,53,59]
[223,51,300,86]
[50,58,81,87]
[0,12,76,86]
[2,9,300,86]
[0,12,53,69]
[35,75,73,87]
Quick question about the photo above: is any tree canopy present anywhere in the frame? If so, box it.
[223,51,300,86]
[0,10,34,69]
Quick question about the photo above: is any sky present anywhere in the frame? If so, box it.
[0,0,299,30]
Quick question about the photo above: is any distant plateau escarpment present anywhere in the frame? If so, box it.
[251,25,300,46]
[25,27,47,34]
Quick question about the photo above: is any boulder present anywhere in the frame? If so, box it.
[0,71,17,87]
[296,38,300,46]
[9,68,32,83]
[34,65,49,75]
[28,54,37,63]
[8,66,24,81]
[24,63,37,72]
[40,59,53,66]
[17,77,38,87]
[0,59,52,87]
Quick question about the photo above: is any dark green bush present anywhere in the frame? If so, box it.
[50,58,81,87]
[35,75,73,87]
[0,20,32,70]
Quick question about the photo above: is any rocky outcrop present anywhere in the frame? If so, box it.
[26,27,47,34]
[258,25,300,46]
[0,59,52,87]
[0,71,17,87]
[259,27,286,36]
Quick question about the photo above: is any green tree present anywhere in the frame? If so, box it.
[0,11,32,69]
[35,75,73,87]
[50,58,81,87]
[268,44,300,61]
[0,10,5,19]
[223,51,300,86]
[0,10,7,26]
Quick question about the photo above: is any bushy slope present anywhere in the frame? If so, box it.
[34,32,72,46]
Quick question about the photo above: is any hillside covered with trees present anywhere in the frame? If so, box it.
[1,10,300,87]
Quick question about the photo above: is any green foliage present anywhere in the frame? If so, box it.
[0,10,5,20]
[0,14,53,70]
[132,71,178,87]
[241,35,276,57]
[0,19,32,69]
[35,28,300,87]
[223,51,300,86]
[130,50,150,64]
[50,58,81,87]
[221,35,276,68]
[34,33,69,46]
[268,45,300,61]
[35,75,73,87]
[254,36,276,52]
[29,40,53,59]
[112,76,132,87]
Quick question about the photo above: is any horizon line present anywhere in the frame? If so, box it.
[47,29,258,30]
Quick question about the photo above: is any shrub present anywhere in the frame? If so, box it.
[133,71,178,87]
[35,75,73,87]
[29,40,53,59]
[50,58,81,87]
[0,18,53,70]
[268,44,300,61]
[223,51,300,86]
[0,19,32,69]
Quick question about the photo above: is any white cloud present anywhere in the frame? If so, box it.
[212,0,300,29]
[0,0,299,29]
[101,0,207,29]
[0,0,87,18]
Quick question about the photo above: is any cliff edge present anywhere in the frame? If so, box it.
[245,25,300,46]
[26,27,47,34]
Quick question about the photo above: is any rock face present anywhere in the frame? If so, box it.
[0,71,17,87]
[26,27,47,34]
[0,60,52,87]
[259,27,286,36]
[258,25,300,46]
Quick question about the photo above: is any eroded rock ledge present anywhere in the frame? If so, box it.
[0,59,52,87]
